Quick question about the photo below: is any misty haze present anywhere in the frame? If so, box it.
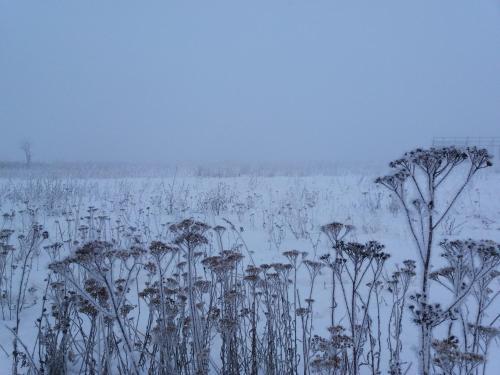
[0,1,499,374]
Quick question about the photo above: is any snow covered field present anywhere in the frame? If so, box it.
[0,164,499,374]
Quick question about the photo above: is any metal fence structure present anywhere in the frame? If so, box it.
[432,137,500,170]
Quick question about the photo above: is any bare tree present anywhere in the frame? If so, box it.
[20,140,33,167]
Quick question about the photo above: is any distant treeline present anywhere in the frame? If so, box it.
[0,160,385,178]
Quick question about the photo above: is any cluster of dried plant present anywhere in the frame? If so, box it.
[0,146,498,375]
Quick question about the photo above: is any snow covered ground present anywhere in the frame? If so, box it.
[0,168,498,374]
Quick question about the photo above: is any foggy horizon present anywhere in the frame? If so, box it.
[1,0,499,165]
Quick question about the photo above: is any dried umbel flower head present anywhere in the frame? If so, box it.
[466,146,493,169]
[259,263,271,271]
[469,324,500,343]
[144,261,157,274]
[245,265,261,276]
[282,249,300,264]
[296,307,309,317]
[311,355,342,373]
[432,336,484,372]
[220,249,245,265]
[338,241,389,263]
[243,265,261,284]
[319,253,333,267]
[311,326,353,352]
[440,239,472,260]
[193,280,212,294]
[43,241,63,256]
[440,239,500,271]
[165,277,178,288]
[375,170,410,192]
[470,239,500,262]
[77,296,98,317]
[175,232,209,248]
[71,241,113,264]
[408,294,454,328]
[243,274,260,284]
[265,272,280,285]
[48,258,72,273]
[129,245,147,258]
[303,260,324,278]
[429,266,456,282]
[0,229,15,242]
[402,259,416,274]
[169,219,211,249]
[218,318,238,335]
[201,255,221,269]
[388,260,416,293]
[213,225,226,234]
[320,222,354,245]
[169,219,210,235]
[272,262,292,278]
[120,303,135,317]
[149,241,178,258]
[202,250,244,278]
[0,243,15,256]
[310,326,352,372]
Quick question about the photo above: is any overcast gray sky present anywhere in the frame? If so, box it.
[0,0,499,164]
